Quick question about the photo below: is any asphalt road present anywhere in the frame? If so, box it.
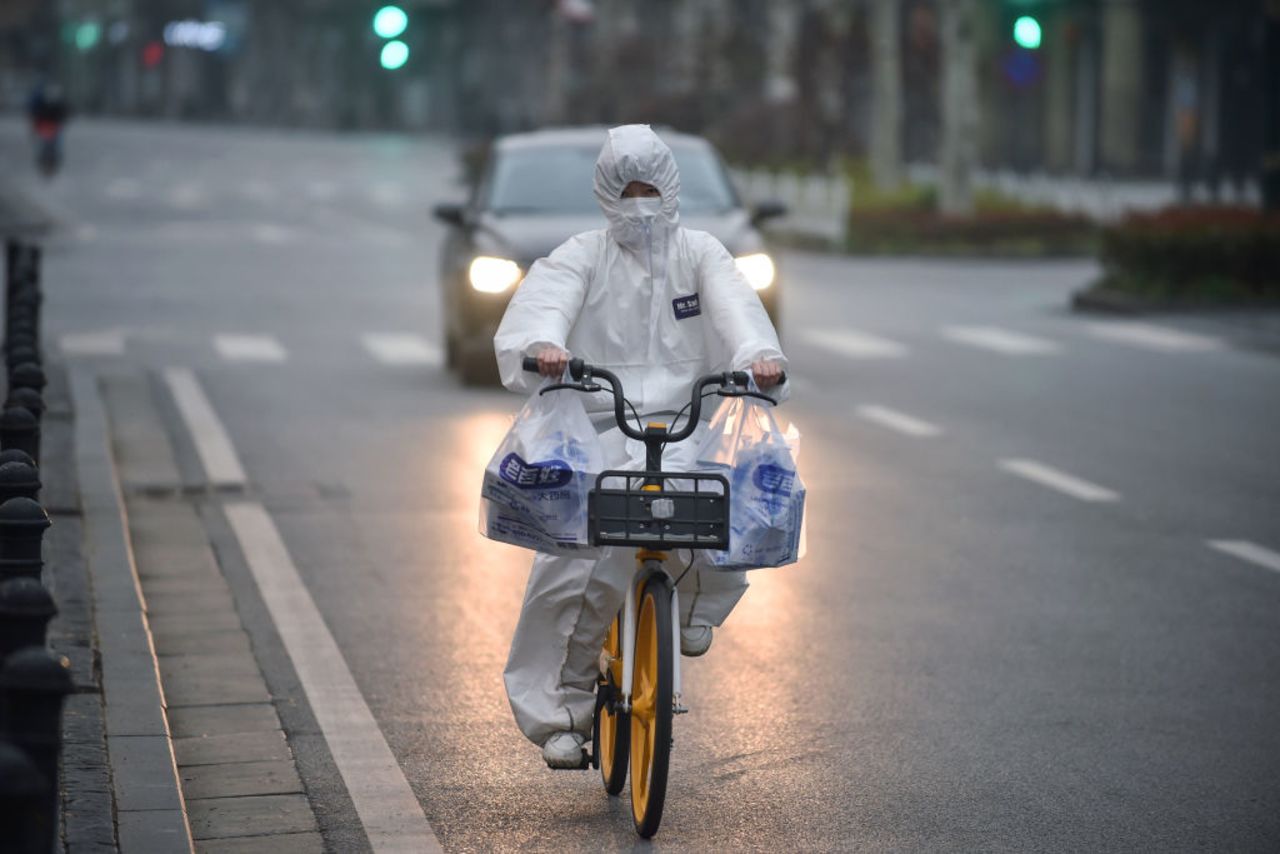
[5,117,1279,852]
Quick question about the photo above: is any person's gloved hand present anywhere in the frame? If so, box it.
[751,359,784,389]
[536,346,570,378]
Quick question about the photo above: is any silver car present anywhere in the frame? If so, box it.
[433,127,785,384]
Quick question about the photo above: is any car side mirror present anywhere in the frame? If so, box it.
[750,201,788,226]
[433,203,468,228]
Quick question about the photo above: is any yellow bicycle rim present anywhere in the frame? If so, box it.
[599,617,622,772]
[630,591,658,822]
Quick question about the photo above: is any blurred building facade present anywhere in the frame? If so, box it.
[1,0,1271,186]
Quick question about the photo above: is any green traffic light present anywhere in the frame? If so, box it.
[1013,15,1042,50]
[373,6,408,39]
[75,21,102,51]
[380,40,409,70]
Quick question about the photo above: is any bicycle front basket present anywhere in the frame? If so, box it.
[588,470,730,550]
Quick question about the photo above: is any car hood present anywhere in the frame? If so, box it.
[474,209,760,266]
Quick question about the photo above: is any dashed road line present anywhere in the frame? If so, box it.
[998,458,1119,502]
[856,405,942,437]
[104,178,141,200]
[214,334,288,363]
[250,223,295,245]
[1207,540,1280,574]
[162,367,247,488]
[60,330,126,357]
[809,328,908,359]
[943,326,1061,356]
[224,501,443,853]
[1085,322,1224,353]
[169,183,206,210]
[362,333,443,366]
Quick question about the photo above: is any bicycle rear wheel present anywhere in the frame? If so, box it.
[629,571,673,838]
[594,612,629,795]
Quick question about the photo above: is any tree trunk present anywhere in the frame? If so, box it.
[939,0,979,216]
[869,0,903,190]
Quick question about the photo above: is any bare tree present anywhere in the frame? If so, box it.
[938,0,978,215]
[869,0,903,189]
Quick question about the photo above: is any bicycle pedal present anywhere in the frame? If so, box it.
[673,703,689,715]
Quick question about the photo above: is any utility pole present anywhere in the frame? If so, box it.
[939,0,979,215]
[869,0,903,190]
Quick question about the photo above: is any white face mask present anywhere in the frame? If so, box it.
[619,197,663,220]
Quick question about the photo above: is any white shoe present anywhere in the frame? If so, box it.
[680,625,713,657]
[541,731,585,768]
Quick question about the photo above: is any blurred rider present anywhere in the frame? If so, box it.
[27,80,70,175]
[493,124,787,768]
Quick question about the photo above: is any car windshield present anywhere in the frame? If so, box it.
[484,141,738,216]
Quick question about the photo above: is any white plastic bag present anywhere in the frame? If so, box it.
[695,391,805,569]
[479,381,603,557]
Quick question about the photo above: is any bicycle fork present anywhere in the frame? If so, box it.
[617,565,687,717]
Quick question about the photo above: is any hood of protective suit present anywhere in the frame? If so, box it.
[593,125,681,250]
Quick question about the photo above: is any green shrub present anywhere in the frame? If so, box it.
[845,208,1097,256]
[1099,207,1280,301]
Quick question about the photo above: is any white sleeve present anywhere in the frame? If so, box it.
[493,232,595,393]
[695,233,791,402]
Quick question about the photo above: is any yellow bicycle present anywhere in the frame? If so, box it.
[522,356,783,838]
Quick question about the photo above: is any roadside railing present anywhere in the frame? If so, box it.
[0,240,71,854]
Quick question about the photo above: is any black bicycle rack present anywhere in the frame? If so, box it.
[588,470,730,550]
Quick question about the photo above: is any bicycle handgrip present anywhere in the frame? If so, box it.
[521,356,538,372]
[731,370,788,387]
[521,355,586,378]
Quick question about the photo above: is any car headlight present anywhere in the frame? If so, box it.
[734,253,775,290]
[468,256,522,293]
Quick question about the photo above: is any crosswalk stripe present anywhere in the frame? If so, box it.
[856,405,942,437]
[1085,322,1223,353]
[809,329,908,359]
[362,333,443,366]
[1207,540,1280,574]
[104,178,141,200]
[250,223,294,245]
[998,458,1119,502]
[943,326,1061,356]
[60,331,126,357]
[214,334,288,362]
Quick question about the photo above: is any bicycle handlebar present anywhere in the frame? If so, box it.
[520,355,784,443]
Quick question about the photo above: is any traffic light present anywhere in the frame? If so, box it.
[1012,15,1042,50]
[380,40,409,70]
[371,6,410,70]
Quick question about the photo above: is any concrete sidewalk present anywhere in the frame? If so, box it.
[51,361,332,852]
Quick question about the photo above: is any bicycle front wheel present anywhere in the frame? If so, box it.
[594,612,629,795]
[630,571,673,838]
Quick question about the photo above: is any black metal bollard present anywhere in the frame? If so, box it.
[0,461,40,504]
[0,648,71,854]
[3,335,38,364]
[0,449,36,469]
[4,345,40,370]
[0,408,39,464]
[5,389,44,421]
[7,363,46,395]
[0,739,45,854]
[0,498,50,581]
[0,579,56,661]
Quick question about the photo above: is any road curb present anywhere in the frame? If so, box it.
[69,366,194,853]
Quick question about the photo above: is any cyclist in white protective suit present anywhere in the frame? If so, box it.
[493,124,788,768]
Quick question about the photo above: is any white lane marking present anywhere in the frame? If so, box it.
[856,405,942,437]
[370,183,406,208]
[944,326,1061,356]
[224,502,443,853]
[809,328,908,359]
[214,334,288,363]
[240,181,274,202]
[1085,322,1223,353]
[169,183,206,210]
[998,458,1119,502]
[76,224,99,242]
[60,331,126,357]
[250,223,294,245]
[307,180,338,201]
[162,367,247,488]
[1207,540,1280,574]
[362,333,443,366]
[104,178,141,200]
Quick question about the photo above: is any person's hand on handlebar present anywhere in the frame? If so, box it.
[536,346,570,378]
[751,359,784,390]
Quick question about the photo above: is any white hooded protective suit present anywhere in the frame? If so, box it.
[494,125,788,746]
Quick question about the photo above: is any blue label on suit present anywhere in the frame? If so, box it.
[673,293,701,320]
